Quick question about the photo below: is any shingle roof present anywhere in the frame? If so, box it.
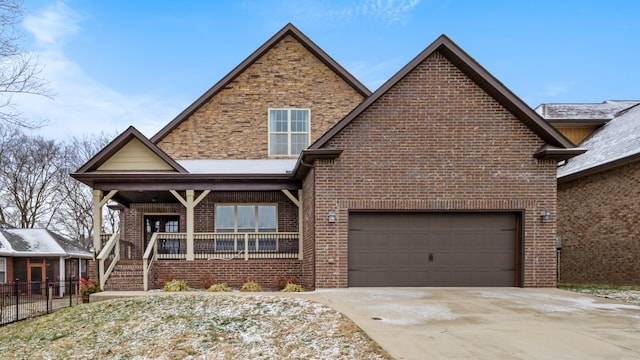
[0,228,92,258]
[557,103,640,182]
[535,100,639,121]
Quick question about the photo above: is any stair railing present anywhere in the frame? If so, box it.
[97,233,120,290]
[142,233,159,291]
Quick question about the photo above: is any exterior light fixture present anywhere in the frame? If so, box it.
[328,210,337,223]
[540,211,551,223]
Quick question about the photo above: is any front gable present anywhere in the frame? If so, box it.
[153,24,370,161]
[98,137,175,171]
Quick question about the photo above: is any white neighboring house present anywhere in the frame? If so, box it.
[0,223,92,294]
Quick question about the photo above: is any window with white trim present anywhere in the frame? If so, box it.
[269,108,310,156]
[0,258,6,283]
[215,205,277,251]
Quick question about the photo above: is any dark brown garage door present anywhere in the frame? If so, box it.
[348,212,518,287]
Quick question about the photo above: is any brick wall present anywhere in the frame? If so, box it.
[153,259,302,290]
[157,34,365,160]
[301,168,316,290]
[557,161,640,285]
[310,51,558,288]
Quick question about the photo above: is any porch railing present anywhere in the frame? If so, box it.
[96,232,120,290]
[142,233,159,292]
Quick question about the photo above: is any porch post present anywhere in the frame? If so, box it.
[186,190,195,261]
[92,190,103,255]
[59,257,66,295]
[170,190,210,261]
[92,189,118,254]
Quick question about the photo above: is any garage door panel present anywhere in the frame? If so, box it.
[348,212,517,287]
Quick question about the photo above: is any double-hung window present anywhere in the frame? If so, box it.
[269,109,310,156]
[0,258,6,283]
[215,205,277,251]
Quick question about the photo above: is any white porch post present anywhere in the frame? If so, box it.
[92,189,118,254]
[59,257,66,295]
[170,190,210,261]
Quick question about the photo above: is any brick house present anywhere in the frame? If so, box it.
[0,223,91,292]
[72,24,582,291]
[537,101,640,285]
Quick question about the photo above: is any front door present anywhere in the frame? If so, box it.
[144,215,180,254]
[30,265,43,294]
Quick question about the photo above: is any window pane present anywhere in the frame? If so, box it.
[290,110,309,132]
[290,134,309,154]
[237,206,255,232]
[164,220,179,233]
[270,110,288,132]
[216,206,235,231]
[258,205,277,231]
[270,133,288,155]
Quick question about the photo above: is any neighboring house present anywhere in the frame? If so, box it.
[0,223,92,292]
[537,101,640,285]
[72,24,582,291]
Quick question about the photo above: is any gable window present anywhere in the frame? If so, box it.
[269,109,310,156]
[0,258,6,283]
[215,204,277,251]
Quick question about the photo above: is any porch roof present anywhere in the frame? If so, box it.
[0,228,92,258]
[176,159,297,174]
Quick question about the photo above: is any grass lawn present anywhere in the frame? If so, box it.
[0,294,392,359]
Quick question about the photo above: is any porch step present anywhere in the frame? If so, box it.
[104,260,144,291]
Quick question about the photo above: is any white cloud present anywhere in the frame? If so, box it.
[16,2,182,141]
[293,0,421,25]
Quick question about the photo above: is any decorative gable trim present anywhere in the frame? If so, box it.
[151,23,371,143]
[74,126,187,175]
[310,34,576,152]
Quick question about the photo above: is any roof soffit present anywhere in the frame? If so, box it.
[151,23,371,143]
[310,34,576,151]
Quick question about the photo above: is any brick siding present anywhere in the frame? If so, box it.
[557,161,640,285]
[310,51,559,288]
[152,259,302,290]
[157,34,365,160]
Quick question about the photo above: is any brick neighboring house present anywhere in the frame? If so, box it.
[72,24,582,291]
[537,101,640,285]
[0,222,92,291]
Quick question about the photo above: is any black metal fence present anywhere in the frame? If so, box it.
[0,279,81,326]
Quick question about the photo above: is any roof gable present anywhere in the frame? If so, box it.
[151,23,371,144]
[75,126,186,174]
[310,34,577,153]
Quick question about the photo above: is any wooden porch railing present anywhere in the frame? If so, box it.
[96,233,120,290]
[142,232,300,290]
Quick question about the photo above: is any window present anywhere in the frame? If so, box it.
[269,109,310,156]
[0,258,6,283]
[215,205,277,251]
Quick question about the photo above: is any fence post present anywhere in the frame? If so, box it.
[69,278,73,307]
[46,278,50,314]
[14,279,19,322]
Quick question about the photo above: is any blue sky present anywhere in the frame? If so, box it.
[17,0,640,140]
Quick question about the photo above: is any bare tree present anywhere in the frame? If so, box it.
[0,130,65,227]
[53,133,116,248]
[0,0,52,127]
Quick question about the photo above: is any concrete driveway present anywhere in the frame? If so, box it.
[298,288,640,360]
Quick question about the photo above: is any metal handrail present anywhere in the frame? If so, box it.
[97,233,120,290]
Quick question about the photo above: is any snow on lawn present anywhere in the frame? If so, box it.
[0,294,391,360]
